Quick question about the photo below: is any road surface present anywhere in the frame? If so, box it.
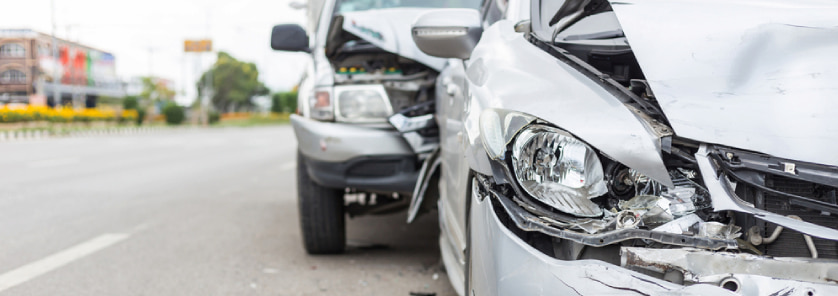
[0,126,454,295]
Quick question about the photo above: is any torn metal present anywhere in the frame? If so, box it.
[475,174,737,249]
[622,247,838,291]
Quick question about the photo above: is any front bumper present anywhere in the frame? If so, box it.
[291,114,419,193]
[470,179,838,296]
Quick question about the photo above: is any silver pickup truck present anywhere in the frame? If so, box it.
[270,0,480,254]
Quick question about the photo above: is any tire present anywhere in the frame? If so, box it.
[297,151,346,254]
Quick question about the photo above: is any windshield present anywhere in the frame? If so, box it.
[336,0,482,13]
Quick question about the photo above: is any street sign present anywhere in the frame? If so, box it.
[184,40,212,52]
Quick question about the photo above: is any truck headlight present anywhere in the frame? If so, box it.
[309,87,334,121]
[511,125,608,217]
[334,85,393,123]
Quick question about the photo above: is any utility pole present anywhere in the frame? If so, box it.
[51,0,61,108]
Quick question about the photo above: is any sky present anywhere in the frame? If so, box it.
[2,0,311,105]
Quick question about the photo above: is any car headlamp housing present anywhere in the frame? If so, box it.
[510,125,608,217]
[333,85,393,123]
[309,87,334,121]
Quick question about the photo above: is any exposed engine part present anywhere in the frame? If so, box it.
[704,145,838,258]
[748,216,819,258]
[475,174,737,250]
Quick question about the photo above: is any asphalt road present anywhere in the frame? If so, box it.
[0,126,454,296]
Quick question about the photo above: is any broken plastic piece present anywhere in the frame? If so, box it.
[698,222,741,240]
[653,214,702,235]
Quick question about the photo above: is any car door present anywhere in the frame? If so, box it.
[436,0,517,283]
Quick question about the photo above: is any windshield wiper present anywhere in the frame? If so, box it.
[550,0,612,42]
[562,28,624,41]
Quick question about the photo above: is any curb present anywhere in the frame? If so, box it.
[0,127,200,142]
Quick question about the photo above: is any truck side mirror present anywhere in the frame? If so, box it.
[271,24,311,53]
[411,9,482,60]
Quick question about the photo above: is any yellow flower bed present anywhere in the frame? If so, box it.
[0,105,130,123]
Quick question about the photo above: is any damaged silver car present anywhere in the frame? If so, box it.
[270,0,480,254]
[410,0,838,294]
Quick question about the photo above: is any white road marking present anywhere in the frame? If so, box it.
[279,161,296,171]
[0,233,130,292]
[27,157,81,169]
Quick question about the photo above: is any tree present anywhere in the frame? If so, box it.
[122,96,139,110]
[271,91,298,113]
[197,52,269,113]
[140,77,176,102]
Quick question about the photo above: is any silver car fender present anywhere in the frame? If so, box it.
[461,20,672,186]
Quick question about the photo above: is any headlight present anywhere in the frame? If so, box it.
[511,125,607,217]
[334,85,393,123]
[309,87,334,121]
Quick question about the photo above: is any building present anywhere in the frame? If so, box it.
[0,29,123,107]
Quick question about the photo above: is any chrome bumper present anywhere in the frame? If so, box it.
[290,114,414,162]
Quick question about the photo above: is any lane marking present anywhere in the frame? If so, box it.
[27,157,81,169]
[0,233,130,292]
[279,161,296,171]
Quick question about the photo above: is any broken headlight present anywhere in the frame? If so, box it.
[511,125,608,217]
[333,85,393,123]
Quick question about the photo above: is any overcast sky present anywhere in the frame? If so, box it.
[2,0,310,104]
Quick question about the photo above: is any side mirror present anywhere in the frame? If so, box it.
[412,9,482,60]
[271,24,311,53]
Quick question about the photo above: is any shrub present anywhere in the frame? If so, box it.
[162,102,185,125]
[208,110,220,124]
[123,96,139,111]
[136,108,146,125]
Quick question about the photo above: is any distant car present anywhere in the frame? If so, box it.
[411,0,838,295]
[269,0,481,254]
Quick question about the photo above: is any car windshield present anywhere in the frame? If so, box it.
[336,0,481,13]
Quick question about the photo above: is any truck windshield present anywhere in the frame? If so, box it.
[337,0,482,13]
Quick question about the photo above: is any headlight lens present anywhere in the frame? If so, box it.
[309,87,334,121]
[334,85,393,123]
[511,125,607,217]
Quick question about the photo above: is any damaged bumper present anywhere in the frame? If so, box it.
[291,114,418,193]
[470,178,735,296]
[474,176,838,295]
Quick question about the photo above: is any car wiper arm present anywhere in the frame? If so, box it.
[550,0,612,42]
[562,28,624,41]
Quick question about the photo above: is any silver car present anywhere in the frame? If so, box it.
[410,0,838,295]
[270,0,480,254]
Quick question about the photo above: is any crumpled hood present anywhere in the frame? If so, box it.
[610,0,838,167]
[340,8,447,71]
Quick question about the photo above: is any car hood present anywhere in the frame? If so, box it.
[610,0,838,167]
[340,8,447,71]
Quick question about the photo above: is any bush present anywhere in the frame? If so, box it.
[123,96,139,110]
[271,91,298,113]
[136,109,146,125]
[208,110,220,124]
[162,102,185,125]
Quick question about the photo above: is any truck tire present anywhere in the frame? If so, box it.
[297,151,346,254]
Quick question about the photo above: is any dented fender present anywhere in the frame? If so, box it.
[460,20,672,186]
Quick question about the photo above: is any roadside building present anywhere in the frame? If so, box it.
[0,29,123,107]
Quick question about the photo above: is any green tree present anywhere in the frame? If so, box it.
[141,77,176,102]
[122,96,139,110]
[197,52,269,113]
[271,91,298,113]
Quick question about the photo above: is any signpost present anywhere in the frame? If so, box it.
[184,40,212,53]
[184,39,212,125]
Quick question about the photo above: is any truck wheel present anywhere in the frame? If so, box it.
[297,152,346,254]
